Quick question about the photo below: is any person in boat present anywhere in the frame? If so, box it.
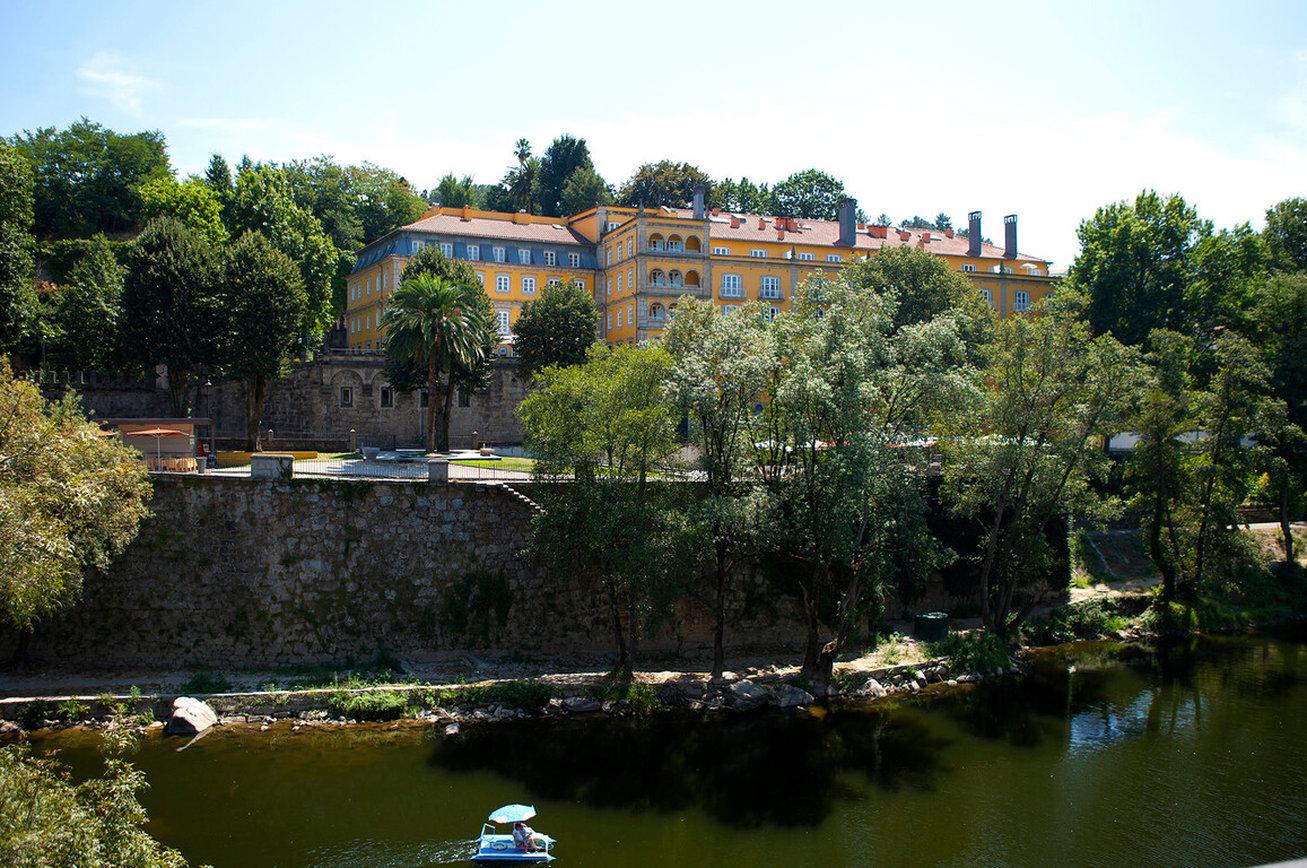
[512,821,543,852]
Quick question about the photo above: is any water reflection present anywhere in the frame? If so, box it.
[430,709,949,827]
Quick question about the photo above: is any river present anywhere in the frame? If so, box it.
[31,631,1307,866]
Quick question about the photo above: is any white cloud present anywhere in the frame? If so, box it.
[75,52,160,115]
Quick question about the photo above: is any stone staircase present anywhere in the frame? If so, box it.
[497,483,543,513]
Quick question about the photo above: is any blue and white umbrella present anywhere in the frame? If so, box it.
[489,804,537,824]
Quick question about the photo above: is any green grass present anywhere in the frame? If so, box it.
[434,679,553,712]
[590,680,663,716]
[326,690,412,721]
[178,672,232,694]
[1024,597,1135,645]
[924,632,1011,674]
[450,457,537,471]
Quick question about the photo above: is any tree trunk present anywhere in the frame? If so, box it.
[1149,495,1176,600]
[977,506,1007,632]
[167,367,191,418]
[604,577,630,676]
[437,377,456,453]
[1280,480,1296,569]
[710,548,728,680]
[800,586,822,675]
[244,377,267,452]
[424,355,439,454]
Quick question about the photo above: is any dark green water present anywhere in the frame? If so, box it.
[33,632,1307,867]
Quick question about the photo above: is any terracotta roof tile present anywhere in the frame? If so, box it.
[402,213,590,246]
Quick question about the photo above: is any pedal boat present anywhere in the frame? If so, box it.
[471,804,556,863]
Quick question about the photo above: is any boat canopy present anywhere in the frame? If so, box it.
[489,804,537,824]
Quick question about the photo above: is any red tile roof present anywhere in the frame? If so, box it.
[403,212,590,246]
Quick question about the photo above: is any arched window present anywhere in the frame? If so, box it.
[685,235,701,252]
[650,269,666,286]
[667,234,684,252]
[668,270,683,287]
[684,270,701,287]
[649,303,665,321]
[648,233,665,251]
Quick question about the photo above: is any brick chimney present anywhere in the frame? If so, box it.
[693,184,705,220]
[968,211,981,257]
[1004,214,1017,259]
[837,198,856,246]
[868,224,888,239]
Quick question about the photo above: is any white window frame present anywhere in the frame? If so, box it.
[617,274,624,293]
[1013,290,1031,312]
[466,244,480,260]
[797,251,815,261]
[712,246,729,255]
[982,288,994,307]
[440,242,453,257]
[962,263,977,273]
[627,238,633,257]
[750,249,767,258]
[522,275,536,294]
[722,303,739,315]
[493,246,505,263]
[495,273,510,294]
[760,276,782,300]
[544,250,557,266]
[518,249,531,264]
[547,276,562,288]
[826,254,842,263]
[606,247,613,265]
[568,252,580,268]
[720,274,742,298]
[496,309,511,336]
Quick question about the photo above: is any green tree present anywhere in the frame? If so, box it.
[1252,273,1307,567]
[1264,197,1307,273]
[942,291,1136,636]
[7,118,171,239]
[558,166,612,216]
[348,163,427,243]
[0,360,151,645]
[771,169,847,220]
[713,177,774,214]
[0,140,37,354]
[934,212,953,231]
[538,134,594,217]
[433,173,479,208]
[44,234,124,371]
[617,161,712,209]
[218,232,308,451]
[139,175,229,246]
[1070,190,1214,345]
[120,217,219,416]
[0,741,185,866]
[758,277,970,683]
[520,344,680,673]
[512,281,599,376]
[227,165,339,336]
[1186,222,1268,335]
[664,298,775,678]
[383,273,489,453]
[204,153,232,201]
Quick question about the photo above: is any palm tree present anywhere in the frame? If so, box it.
[383,274,488,453]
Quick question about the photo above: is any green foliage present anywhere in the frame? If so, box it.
[1024,598,1133,645]
[942,290,1136,635]
[0,361,153,632]
[925,631,1012,672]
[1263,197,1307,273]
[712,177,774,214]
[0,742,187,865]
[770,169,847,220]
[43,233,125,371]
[120,216,220,414]
[282,156,426,251]
[617,161,712,208]
[432,173,479,208]
[0,140,37,353]
[179,672,232,694]
[537,134,595,217]
[7,117,172,239]
[440,570,513,643]
[326,689,411,721]
[437,680,553,712]
[204,153,232,201]
[512,280,599,376]
[558,165,612,216]
[591,680,663,716]
[139,175,228,246]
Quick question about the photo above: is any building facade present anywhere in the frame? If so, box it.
[345,195,1056,350]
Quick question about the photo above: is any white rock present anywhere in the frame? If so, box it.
[166,697,217,736]
[444,722,460,736]
[728,679,769,708]
[858,678,888,698]
[770,684,815,708]
[562,697,601,713]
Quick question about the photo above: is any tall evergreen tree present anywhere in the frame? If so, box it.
[538,134,594,217]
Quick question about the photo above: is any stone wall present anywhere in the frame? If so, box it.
[1,477,805,670]
[40,351,528,450]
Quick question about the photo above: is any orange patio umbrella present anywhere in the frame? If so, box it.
[126,427,187,467]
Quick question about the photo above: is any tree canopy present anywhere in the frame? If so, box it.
[538,134,595,218]
[0,140,36,353]
[1264,197,1307,273]
[617,161,711,209]
[770,169,848,220]
[139,175,228,246]
[512,281,599,377]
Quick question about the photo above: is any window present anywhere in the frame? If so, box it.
[568,252,580,268]
[712,246,729,255]
[493,246,506,262]
[522,276,536,294]
[766,306,780,321]
[722,303,739,315]
[607,312,613,330]
[475,271,485,287]
[496,309,511,336]
[571,278,585,289]
[617,274,624,293]
[366,277,372,296]
[606,278,612,297]
[617,308,623,328]
[606,247,613,265]
[982,288,994,307]
[547,277,562,288]
[458,389,470,408]
[760,276,782,300]
[627,268,633,291]
[441,242,453,257]
[826,254,842,263]
[627,303,633,326]
[340,386,353,408]
[720,274,743,298]
[466,244,480,260]
[627,238,633,257]
[750,249,767,258]
[1013,290,1031,312]
[544,250,556,266]
[606,221,618,231]
[495,274,510,293]
[797,252,815,261]
[379,386,394,408]
[962,263,977,273]
[518,249,531,264]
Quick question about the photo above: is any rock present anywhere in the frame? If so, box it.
[562,697,602,713]
[947,679,959,687]
[728,679,769,709]
[857,678,888,698]
[0,720,19,737]
[166,697,217,736]
[770,684,815,708]
[259,724,270,732]
[493,707,514,720]
[444,722,460,736]
[720,671,740,682]
[925,668,943,684]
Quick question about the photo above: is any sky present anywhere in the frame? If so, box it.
[2,0,1305,269]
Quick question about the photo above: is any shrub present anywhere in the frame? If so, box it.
[925,632,1011,674]
[178,672,232,694]
[327,690,411,721]
[1024,597,1132,645]
[592,680,663,716]
[437,680,553,712]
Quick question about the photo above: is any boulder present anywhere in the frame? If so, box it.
[857,678,887,698]
[770,684,815,708]
[728,679,769,709]
[562,697,601,714]
[167,697,217,736]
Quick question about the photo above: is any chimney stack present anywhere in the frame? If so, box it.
[837,198,856,246]
[967,211,981,257]
[692,184,705,220]
[596,204,608,238]
[1004,214,1017,259]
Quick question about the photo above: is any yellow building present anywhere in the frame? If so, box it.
[345,195,1055,350]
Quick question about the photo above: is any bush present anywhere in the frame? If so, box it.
[327,690,411,721]
[1024,597,1132,645]
[179,672,232,694]
[924,632,1011,674]
[592,680,663,716]
[437,680,553,712]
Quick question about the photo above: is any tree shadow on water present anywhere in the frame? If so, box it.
[428,709,948,828]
